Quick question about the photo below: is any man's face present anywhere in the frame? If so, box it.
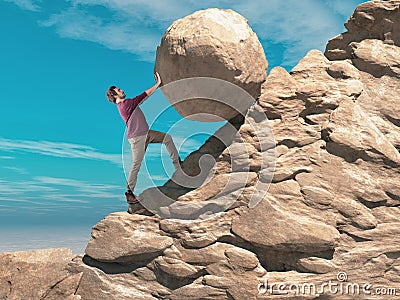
[114,87,125,100]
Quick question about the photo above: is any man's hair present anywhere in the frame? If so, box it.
[106,86,117,103]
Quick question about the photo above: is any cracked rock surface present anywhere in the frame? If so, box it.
[155,8,268,121]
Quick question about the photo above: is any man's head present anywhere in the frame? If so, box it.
[106,86,126,103]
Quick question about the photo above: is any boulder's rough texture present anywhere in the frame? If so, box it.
[155,8,268,120]
[0,248,80,300]
[2,2,400,299]
[85,212,173,264]
[325,0,400,153]
[325,0,400,61]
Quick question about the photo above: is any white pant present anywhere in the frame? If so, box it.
[127,130,180,192]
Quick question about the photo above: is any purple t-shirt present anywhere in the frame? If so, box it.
[117,92,149,139]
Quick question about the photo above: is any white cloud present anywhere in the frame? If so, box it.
[0,137,120,165]
[230,0,347,67]
[69,0,195,26]
[36,0,359,67]
[0,156,15,159]
[0,178,57,195]
[2,166,29,174]
[34,176,120,198]
[0,176,121,210]
[3,0,41,11]
[40,5,163,61]
[38,194,90,203]
[324,0,359,18]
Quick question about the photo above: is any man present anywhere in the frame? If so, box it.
[106,72,181,204]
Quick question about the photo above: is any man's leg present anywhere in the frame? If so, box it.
[146,130,181,169]
[127,134,147,193]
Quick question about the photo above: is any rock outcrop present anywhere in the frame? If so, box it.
[0,248,80,300]
[1,1,400,299]
[155,8,268,121]
[325,0,400,153]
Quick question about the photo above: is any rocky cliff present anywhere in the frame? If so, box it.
[1,1,399,299]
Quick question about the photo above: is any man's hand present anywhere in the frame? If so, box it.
[145,72,162,97]
[154,72,162,86]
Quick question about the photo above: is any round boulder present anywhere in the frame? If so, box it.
[155,8,268,121]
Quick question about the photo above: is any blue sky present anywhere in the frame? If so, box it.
[0,0,364,253]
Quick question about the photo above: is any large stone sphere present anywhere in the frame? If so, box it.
[155,8,268,121]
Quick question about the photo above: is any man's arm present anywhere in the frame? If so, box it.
[138,72,162,106]
[124,72,162,122]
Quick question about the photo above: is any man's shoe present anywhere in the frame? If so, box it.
[125,190,154,216]
[125,190,138,204]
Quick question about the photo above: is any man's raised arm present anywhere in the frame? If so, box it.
[146,72,162,96]
[138,72,161,105]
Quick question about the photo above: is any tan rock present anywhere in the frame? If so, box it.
[272,144,314,182]
[203,244,267,299]
[325,1,400,60]
[0,248,78,300]
[323,98,400,164]
[177,172,257,202]
[324,0,400,152]
[70,256,171,300]
[150,256,205,290]
[258,67,300,120]
[326,59,361,79]
[231,194,340,253]
[271,118,320,148]
[155,8,268,120]
[371,206,400,223]
[296,257,337,274]
[85,212,173,263]
[42,273,83,300]
[224,247,260,271]
[351,39,400,76]
[179,242,243,266]
[153,256,204,278]
[159,211,234,248]
[170,283,227,300]
[354,70,400,151]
